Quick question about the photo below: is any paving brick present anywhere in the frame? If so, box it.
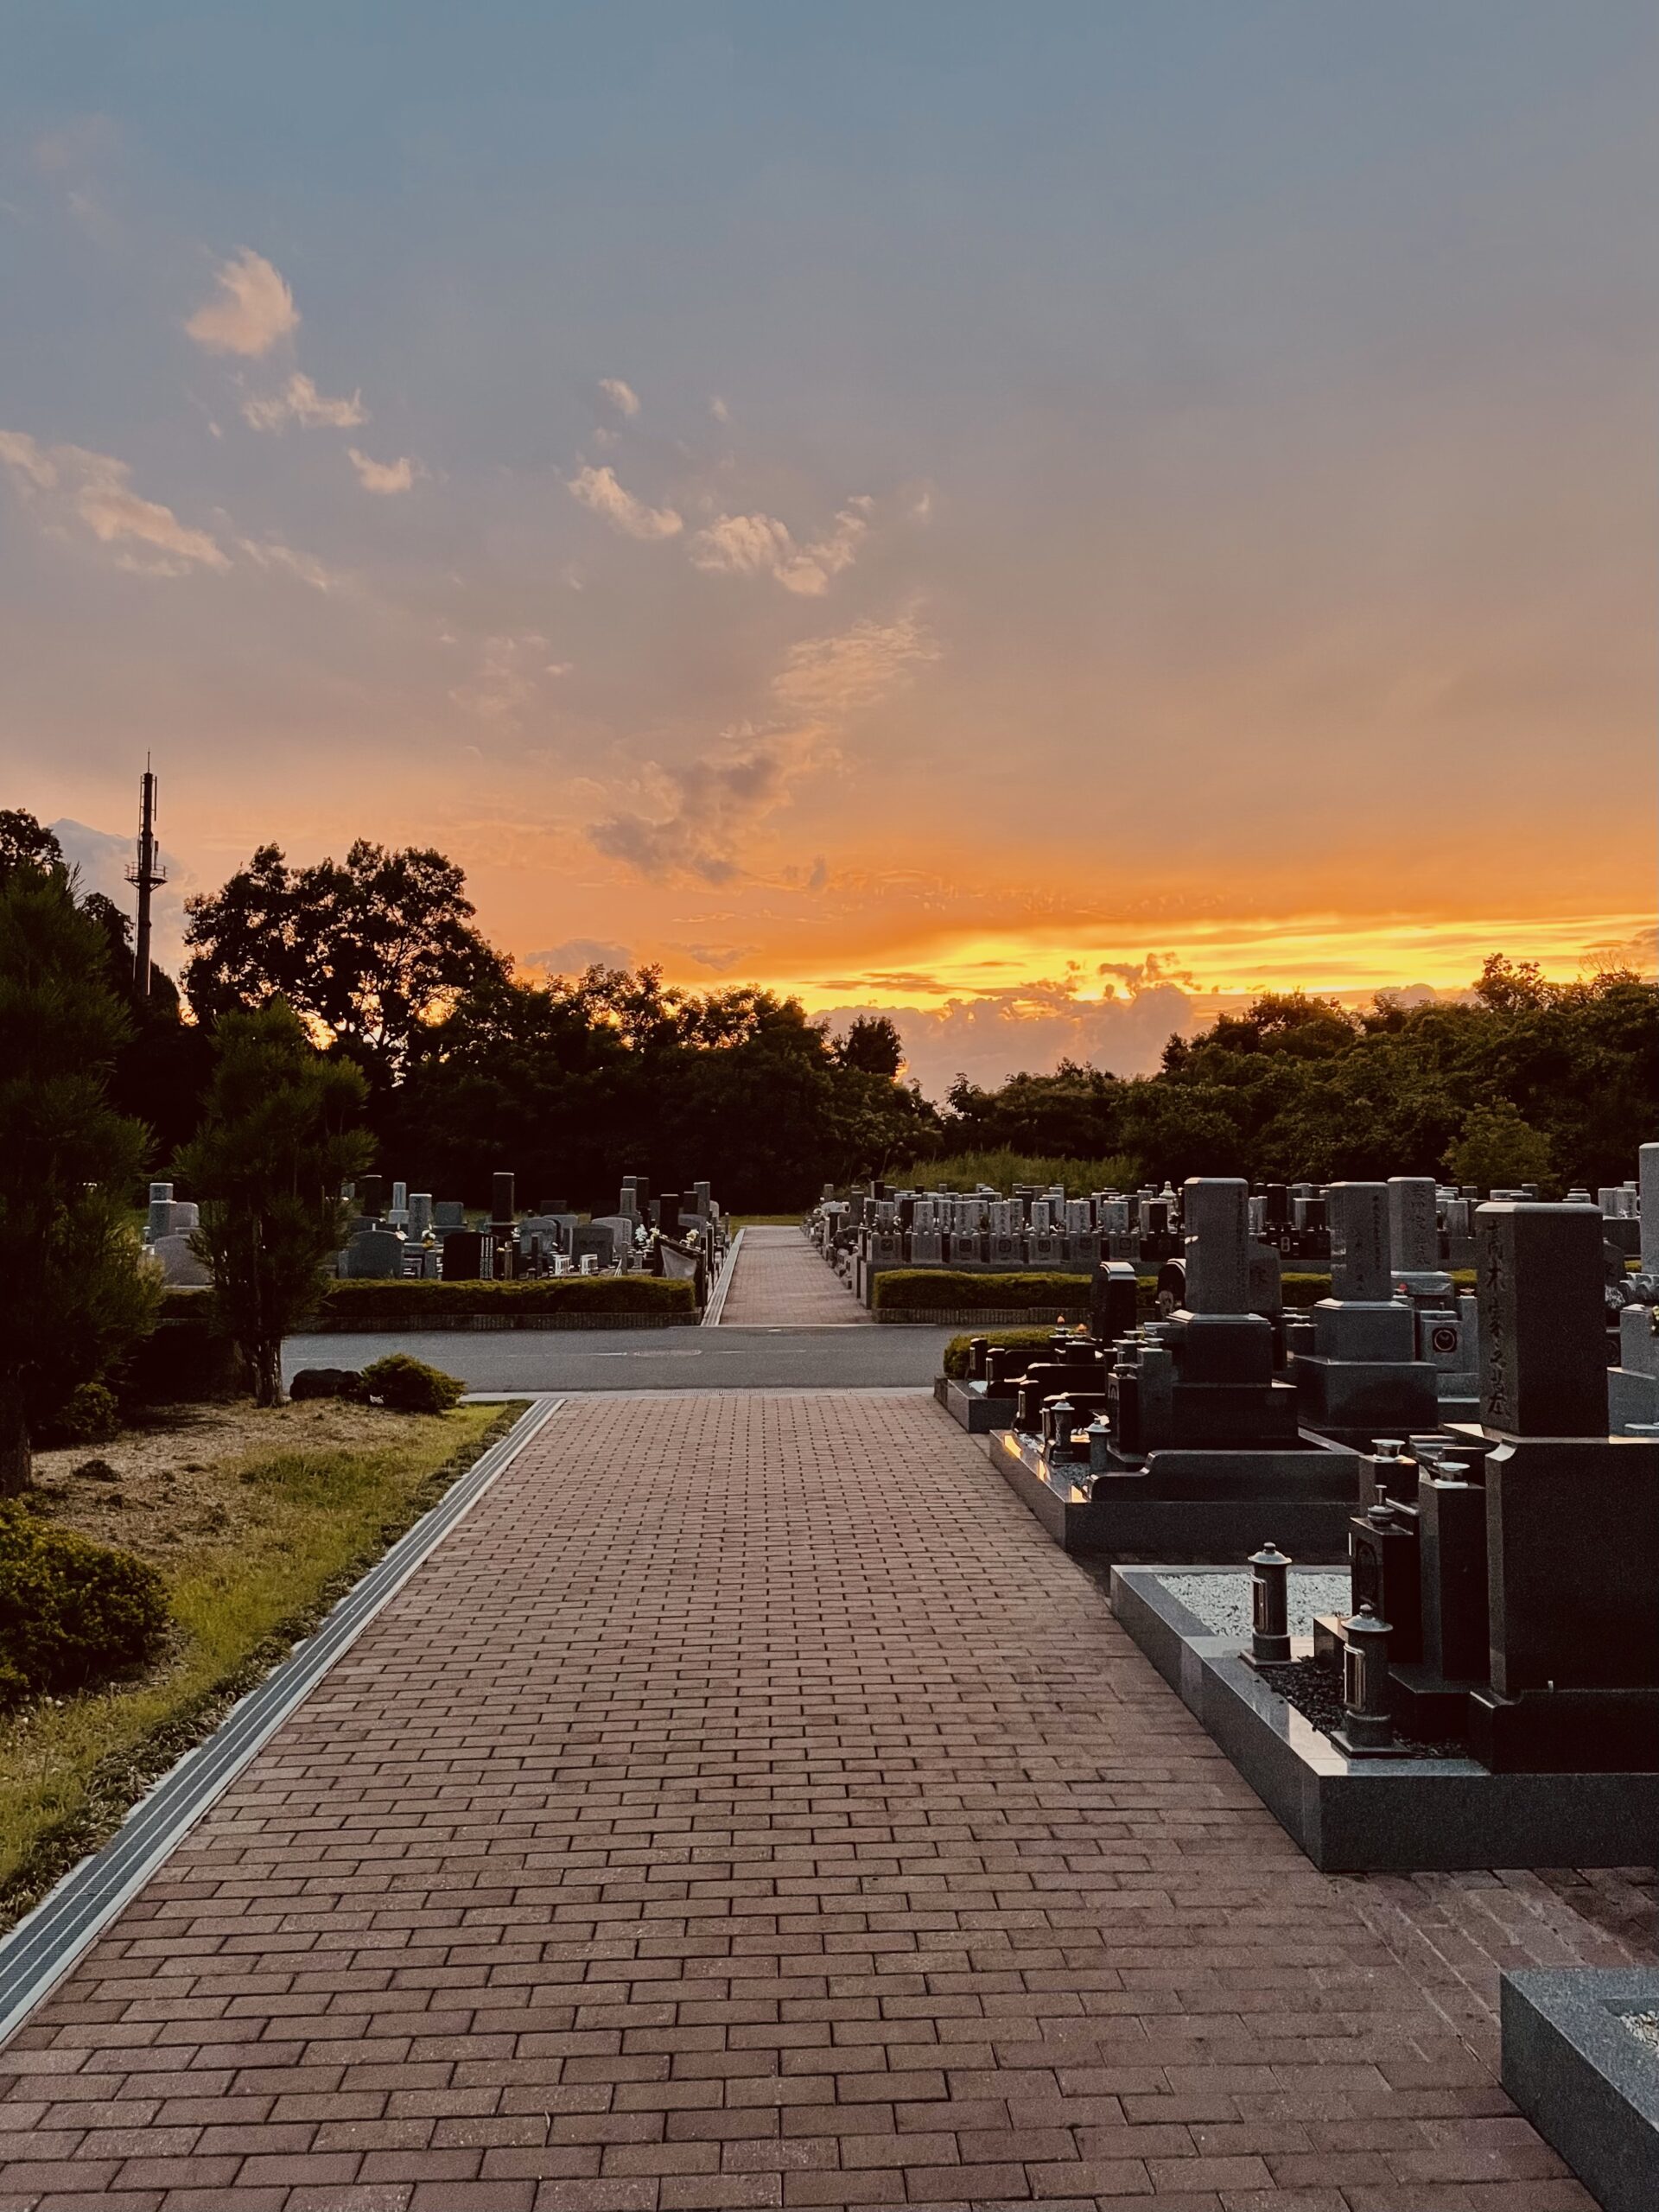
[0,1392,1630,2212]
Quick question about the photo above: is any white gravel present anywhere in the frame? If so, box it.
[1623,2012,1659,2058]
[1160,1568,1351,1641]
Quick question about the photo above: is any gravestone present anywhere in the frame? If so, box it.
[146,1181,199,1240]
[1185,1179,1249,1313]
[409,1193,434,1237]
[148,1230,210,1287]
[572,1223,616,1267]
[1294,1182,1438,1442]
[342,1227,404,1279]
[434,1200,467,1231]
[1388,1177,1440,1278]
[1389,1175,1477,1415]
[1476,1202,1606,1437]
[1642,1143,1659,1275]
[1089,1260,1139,1346]
[442,1230,488,1281]
[1454,1202,1659,1769]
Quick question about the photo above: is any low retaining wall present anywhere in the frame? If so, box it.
[304,1310,700,1333]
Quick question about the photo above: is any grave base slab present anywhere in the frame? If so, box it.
[1501,1968,1659,2212]
[935,1375,1018,1433]
[1109,1564,1659,1871]
[988,1428,1356,1561]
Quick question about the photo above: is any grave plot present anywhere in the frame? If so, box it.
[1109,1199,1659,1872]
[981,1179,1371,1560]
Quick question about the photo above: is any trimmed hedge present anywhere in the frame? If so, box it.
[871,1269,1095,1313]
[0,1505,169,1710]
[941,1328,1057,1379]
[315,1276,696,1319]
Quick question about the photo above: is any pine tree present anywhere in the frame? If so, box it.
[0,863,158,1493]
[175,1002,373,1405]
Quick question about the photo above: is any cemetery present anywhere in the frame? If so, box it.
[853,1157,1659,1878]
[143,1166,732,1325]
[9,8,1659,2191]
[2,812,1656,2209]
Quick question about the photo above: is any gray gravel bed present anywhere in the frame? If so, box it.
[1160,1568,1350,1641]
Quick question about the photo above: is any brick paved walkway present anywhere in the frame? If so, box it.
[720,1229,871,1326]
[0,1392,1607,2209]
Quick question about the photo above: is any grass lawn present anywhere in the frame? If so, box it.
[0,1396,521,1929]
[729,1213,804,1227]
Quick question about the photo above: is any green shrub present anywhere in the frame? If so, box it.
[319,1275,696,1319]
[49,1381,120,1446]
[359,1354,464,1414]
[0,1505,169,1709]
[873,1269,1096,1313]
[941,1328,1057,1379]
[941,1277,1344,1359]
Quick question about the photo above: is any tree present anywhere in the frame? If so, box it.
[0,863,158,1493]
[836,1015,904,1077]
[1443,1103,1554,1194]
[175,1001,374,1406]
[0,809,63,888]
[182,842,505,1077]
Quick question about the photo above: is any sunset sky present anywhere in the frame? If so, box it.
[3,3,1656,1090]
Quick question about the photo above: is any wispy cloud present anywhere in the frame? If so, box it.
[682,942,754,974]
[709,396,730,424]
[598,378,640,419]
[567,461,683,540]
[236,536,341,592]
[688,496,870,596]
[185,248,297,358]
[588,736,815,885]
[529,938,633,975]
[0,430,226,575]
[771,612,940,715]
[242,372,365,431]
[448,632,556,725]
[347,447,418,494]
[585,609,939,887]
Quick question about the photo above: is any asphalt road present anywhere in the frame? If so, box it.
[283,1325,959,1392]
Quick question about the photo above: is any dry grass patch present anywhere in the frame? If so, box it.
[2,1397,520,1928]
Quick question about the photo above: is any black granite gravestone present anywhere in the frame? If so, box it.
[442,1230,486,1281]
[1458,1203,1659,1770]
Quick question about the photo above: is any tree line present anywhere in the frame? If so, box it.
[2,804,1655,1478]
[938,966,1658,1196]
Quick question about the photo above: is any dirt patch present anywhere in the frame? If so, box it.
[29,1402,423,1565]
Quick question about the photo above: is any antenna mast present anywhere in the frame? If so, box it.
[125,760,166,998]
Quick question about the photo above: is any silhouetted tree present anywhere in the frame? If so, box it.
[0,809,63,888]
[836,1015,904,1077]
[175,1001,373,1406]
[0,864,157,1492]
[183,842,505,1078]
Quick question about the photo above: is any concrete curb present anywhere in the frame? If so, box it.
[702,1227,746,1327]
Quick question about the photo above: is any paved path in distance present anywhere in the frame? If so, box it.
[719,1226,871,1327]
[0,1391,1596,2210]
